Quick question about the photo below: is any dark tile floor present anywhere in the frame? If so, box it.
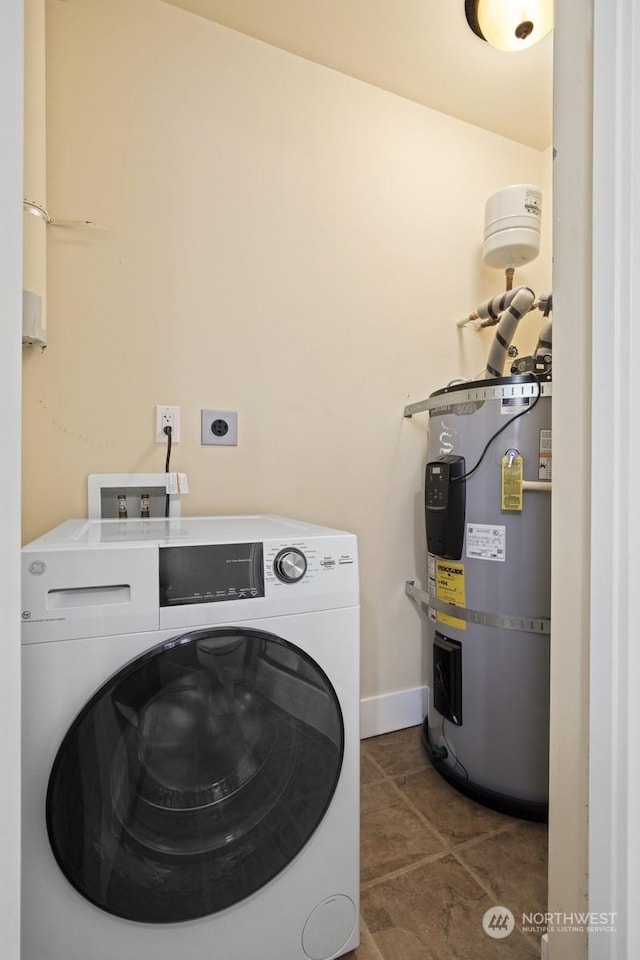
[344,726,548,960]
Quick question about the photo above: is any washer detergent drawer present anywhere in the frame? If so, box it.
[21,546,159,643]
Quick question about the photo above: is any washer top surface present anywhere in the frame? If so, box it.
[24,514,353,552]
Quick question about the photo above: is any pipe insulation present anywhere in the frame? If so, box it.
[535,319,553,360]
[483,286,536,379]
[537,292,553,315]
[477,288,523,322]
[458,285,543,329]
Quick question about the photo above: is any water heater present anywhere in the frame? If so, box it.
[422,374,551,820]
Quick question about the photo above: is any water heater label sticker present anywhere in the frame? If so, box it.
[435,560,466,630]
[501,456,523,511]
[539,430,552,479]
[501,396,531,415]
[466,524,506,562]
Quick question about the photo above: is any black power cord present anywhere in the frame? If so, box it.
[164,425,172,518]
[433,664,469,780]
[453,370,544,484]
[439,714,469,780]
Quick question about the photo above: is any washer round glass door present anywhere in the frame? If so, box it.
[46,627,344,923]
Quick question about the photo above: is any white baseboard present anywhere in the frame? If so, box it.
[360,685,429,740]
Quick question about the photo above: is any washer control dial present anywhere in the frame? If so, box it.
[273,548,307,583]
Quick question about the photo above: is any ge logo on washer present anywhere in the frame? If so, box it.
[28,560,46,576]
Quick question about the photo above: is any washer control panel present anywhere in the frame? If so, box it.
[21,518,359,640]
[264,538,357,592]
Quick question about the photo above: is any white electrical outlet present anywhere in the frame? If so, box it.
[155,405,180,443]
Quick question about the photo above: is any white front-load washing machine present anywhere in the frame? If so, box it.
[21,515,360,960]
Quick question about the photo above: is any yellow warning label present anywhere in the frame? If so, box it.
[435,560,466,631]
[501,455,523,511]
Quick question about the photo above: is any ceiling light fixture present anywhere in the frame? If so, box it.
[465,0,553,51]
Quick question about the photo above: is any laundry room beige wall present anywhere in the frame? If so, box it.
[23,0,552,708]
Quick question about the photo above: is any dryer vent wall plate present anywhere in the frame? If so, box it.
[201,410,238,445]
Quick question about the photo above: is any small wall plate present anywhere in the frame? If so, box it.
[201,410,238,446]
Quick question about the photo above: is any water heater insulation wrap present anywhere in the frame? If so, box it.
[425,377,551,814]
